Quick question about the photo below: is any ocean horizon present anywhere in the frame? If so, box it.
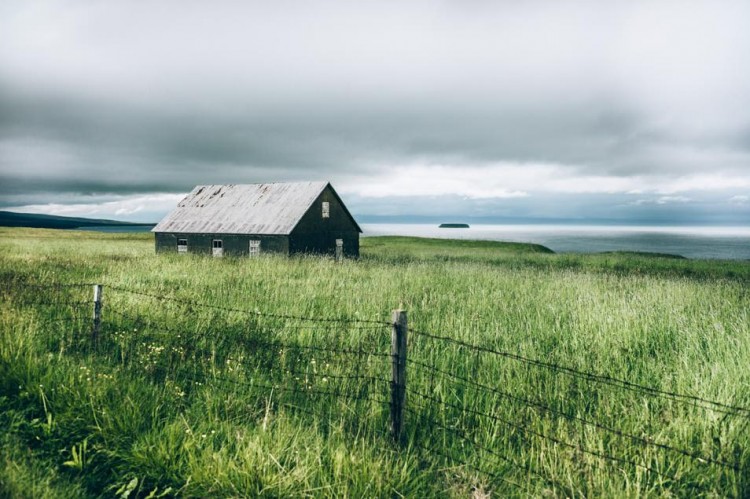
[361,223,750,260]
[79,222,750,260]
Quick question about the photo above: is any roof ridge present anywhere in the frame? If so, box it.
[192,180,328,187]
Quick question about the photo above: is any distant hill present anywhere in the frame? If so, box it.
[0,211,156,230]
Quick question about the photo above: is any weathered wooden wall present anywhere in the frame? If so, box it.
[155,233,289,256]
[290,186,360,257]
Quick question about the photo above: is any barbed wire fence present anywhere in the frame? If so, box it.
[2,280,749,495]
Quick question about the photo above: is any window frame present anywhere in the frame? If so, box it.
[322,201,330,218]
[177,238,188,253]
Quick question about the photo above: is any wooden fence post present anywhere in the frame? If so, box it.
[391,308,407,443]
[92,284,103,347]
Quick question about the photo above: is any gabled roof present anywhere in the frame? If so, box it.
[152,181,360,235]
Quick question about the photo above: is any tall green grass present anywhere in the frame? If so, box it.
[1,227,749,497]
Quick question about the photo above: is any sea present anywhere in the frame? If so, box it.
[361,224,750,260]
[80,225,155,233]
[81,223,750,260]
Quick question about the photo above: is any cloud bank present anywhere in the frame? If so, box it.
[1,1,749,223]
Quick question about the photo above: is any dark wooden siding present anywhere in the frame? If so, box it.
[289,186,360,257]
[155,233,289,256]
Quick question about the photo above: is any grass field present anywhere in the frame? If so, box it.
[1,227,749,497]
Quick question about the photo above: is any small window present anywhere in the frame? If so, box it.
[212,239,223,257]
[249,239,261,257]
[177,239,188,253]
[322,201,330,218]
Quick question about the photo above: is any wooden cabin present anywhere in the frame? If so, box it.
[152,182,361,258]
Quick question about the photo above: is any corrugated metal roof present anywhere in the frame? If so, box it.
[152,182,330,235]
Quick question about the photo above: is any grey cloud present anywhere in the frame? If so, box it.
[1,0,750,223]
[2,85,727,195]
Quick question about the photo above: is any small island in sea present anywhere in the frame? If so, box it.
[439,223,470,228]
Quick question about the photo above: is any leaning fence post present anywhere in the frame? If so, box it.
[391,308,407,443]
[92,284,103,348]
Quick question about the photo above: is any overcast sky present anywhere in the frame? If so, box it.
[1,1,749,224]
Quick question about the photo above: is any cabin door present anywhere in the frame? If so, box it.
[335,239,343,260]
[212,239,223,257]
[249,239,261,257]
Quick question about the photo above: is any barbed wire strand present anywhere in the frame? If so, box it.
[407,386,681,479]
[178,369,391,407]
[409,357,742,470]
[409,328,750,418]
[1,300,91,307]
[106,308,391,359]
[107,284,391,326]
[0,282,96,289]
